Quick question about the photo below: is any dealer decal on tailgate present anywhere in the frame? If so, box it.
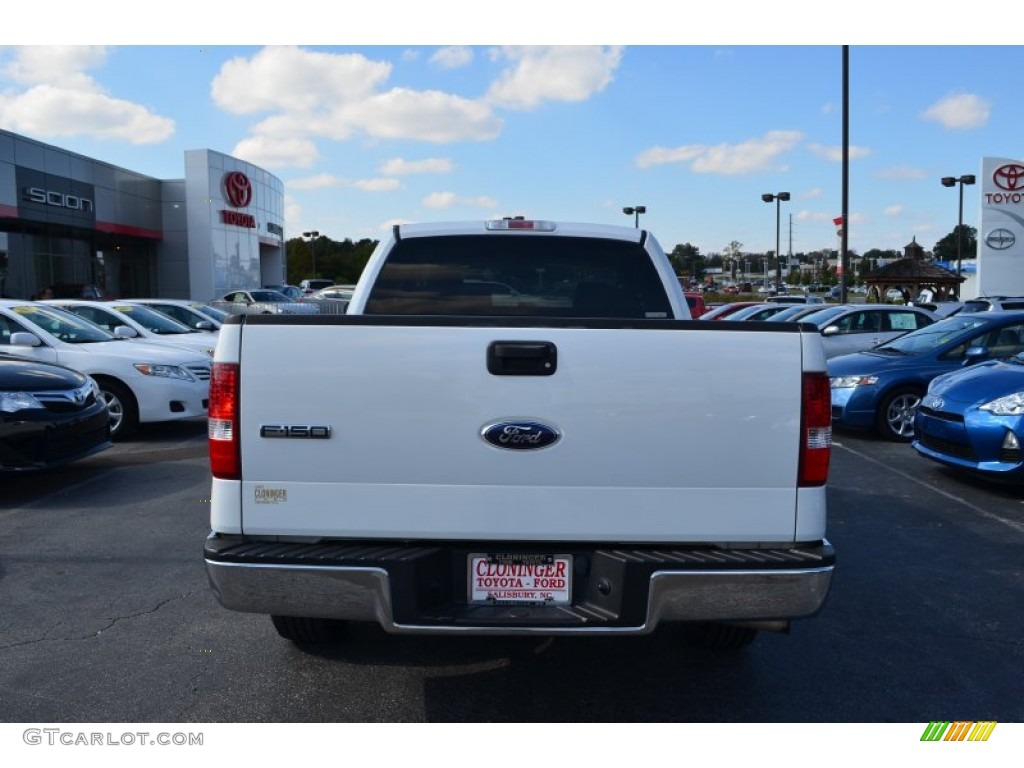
[254,485,287,504]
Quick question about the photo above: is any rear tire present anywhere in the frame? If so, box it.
[681,622,758,650]
[270,615,348,644]
[95,378,139,440]
[876,386,923,442]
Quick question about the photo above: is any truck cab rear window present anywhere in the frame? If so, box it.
[364,235,672,318]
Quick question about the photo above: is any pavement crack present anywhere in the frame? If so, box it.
[86,591,196,639]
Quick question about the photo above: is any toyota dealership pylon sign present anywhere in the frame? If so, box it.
[220,171,256,228]
[978,157,1024,295]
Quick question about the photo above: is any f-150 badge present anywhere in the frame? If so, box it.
[481,421,560,450]
[259,425,332,439]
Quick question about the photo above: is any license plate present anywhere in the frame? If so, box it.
[469,553,572,605]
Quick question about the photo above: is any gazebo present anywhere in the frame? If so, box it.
[863,237,962,303]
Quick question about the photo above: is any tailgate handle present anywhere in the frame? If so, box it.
[487,341,557,376]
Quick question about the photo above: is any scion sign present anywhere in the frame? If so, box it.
[23,187,94,212]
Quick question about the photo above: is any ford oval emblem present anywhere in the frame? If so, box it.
[481,421,561,450]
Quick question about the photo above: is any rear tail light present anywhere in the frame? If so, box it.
[209,362,240,480]
[799,372,832,486]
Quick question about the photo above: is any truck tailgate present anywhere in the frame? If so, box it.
[235,322,812,542]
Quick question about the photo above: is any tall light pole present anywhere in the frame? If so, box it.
[622,205,646,228]
[761,192,790,294]
[302,230,320,278]
[940,175,976,299]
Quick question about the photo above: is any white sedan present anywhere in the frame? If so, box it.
[0,301,210,438]
[126,298,227,331]
[44,300,217,358]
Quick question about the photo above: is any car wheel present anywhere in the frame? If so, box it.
[680,622,758,650]
[95,378,139,440]
[270,615,348,645]
[876,386,922,442]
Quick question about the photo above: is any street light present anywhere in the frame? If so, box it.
[302,230,320,278]
[940,175,976,298]
[622,205,646,228]
[761,192,790,293]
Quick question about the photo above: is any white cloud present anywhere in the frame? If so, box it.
[212,47,503,161]
[637,131,804,175]
[339,88,502,143]
[352,178,401,192]
[430,46,473,69]
[232,135,320,168]
[884,205,904,216]
[211,46,391,114]
[635,145,706,168]
[485,46,623,110]
[921,92,991,130]
[807,143,872,162]
[0,46,174,144]
[423,191,498,209]
[2,46,107,88]
[379,157,454,175]
[802,188,824,199]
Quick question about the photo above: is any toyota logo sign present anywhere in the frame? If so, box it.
[993,164,1024,192]
[224,172,253,208]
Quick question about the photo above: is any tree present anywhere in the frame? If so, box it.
[722,241,743,281]
[286,235,378,285]
[857,256,873,282]
[933,225,977,263]
[668,243,703,284]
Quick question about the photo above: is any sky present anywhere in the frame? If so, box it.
[1,4,1019,260]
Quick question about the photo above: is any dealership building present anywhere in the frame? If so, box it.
[0,129,286,301]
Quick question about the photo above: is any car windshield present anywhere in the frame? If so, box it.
[725,304,778,320]
[797,305,854,326]
[8,305,114,343]
[113,304,196,335]
[248,291,291,302]
[873,315,990,355]
[769,305,821,321]
[199,305,229,321]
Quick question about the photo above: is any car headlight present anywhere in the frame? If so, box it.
[830,374,879,389]
[979,392,1024,416]
[88,376,102,400]
[133,363,194,381]
[0,391,44,413]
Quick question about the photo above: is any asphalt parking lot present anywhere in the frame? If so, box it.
[1,420,1022,723]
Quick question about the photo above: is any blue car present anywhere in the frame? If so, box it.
[828,312,1024,441]
[913,354,1024,484]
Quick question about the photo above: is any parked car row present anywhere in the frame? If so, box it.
[2,285,351,470]
[0,299,214,461]
[708,299,1024,486]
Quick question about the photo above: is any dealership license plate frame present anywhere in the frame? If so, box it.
[468,553,573,605]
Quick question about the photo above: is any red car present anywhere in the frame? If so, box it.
[684,292,707,317]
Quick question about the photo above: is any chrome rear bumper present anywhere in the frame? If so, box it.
[205,535,834,636]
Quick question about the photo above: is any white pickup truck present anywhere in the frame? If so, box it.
[204,219,834,650]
